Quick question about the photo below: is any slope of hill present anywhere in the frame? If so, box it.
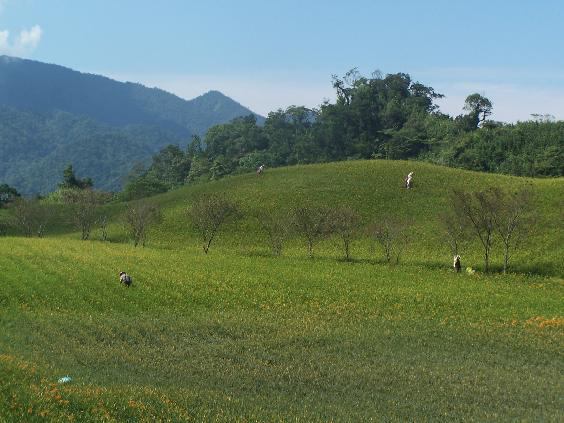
[0,161,562,420]
[0,56,264,193]
[126,160,563,276]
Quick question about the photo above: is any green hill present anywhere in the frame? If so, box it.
[1,161,562,421]
[124,160,563,275]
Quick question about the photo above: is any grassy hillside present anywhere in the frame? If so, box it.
[111,160,563,275]
[1,161,562,421]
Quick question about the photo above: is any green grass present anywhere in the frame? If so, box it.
[1,160,563,421]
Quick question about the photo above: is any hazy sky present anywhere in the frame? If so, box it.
[1,0,563,121]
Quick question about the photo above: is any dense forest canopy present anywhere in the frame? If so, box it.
[0,108,185,194]
[124,69,563,199]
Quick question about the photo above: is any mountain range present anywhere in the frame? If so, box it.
[0,55,263,194]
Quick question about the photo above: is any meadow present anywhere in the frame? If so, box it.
[1,160,562,421]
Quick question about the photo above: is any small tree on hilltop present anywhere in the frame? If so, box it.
[256,208,290,256]
[490,186,534,273]
[368,218,410,264]
[328,206,362,261]
[293,204,332,258]
[11,198,50,237]
[452,189,496,272]
[96,214,109,241]
[125,202,162,247]
[439,210,468,259]
[188,193,240,254]
[62,189,110,240]
[0,219,9,236]
[463,93,493,127]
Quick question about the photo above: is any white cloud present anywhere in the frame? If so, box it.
[0,25,42,57]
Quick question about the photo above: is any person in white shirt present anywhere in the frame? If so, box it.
[405,171,414,189]
[257,164,265,175]
[453,255,461,273]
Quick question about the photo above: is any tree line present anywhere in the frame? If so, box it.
[122,70,562,199]
[184,187,534,275]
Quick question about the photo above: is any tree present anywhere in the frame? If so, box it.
[452,189,496,272]
[439,210,468,258]
[121,176,168,201]
[145,144,191,188]
[188,193,240,254]
[490,186,534,273]
[97,214,109,241]
[0,184,20,208]
[186,157,210,183]
[59,164,93,190]
[209,155,232,180]
[293,204,332,258]
[10,198,50,237]
[463,93,493,126]
[256,208,291,256]
[368,218,410,264]
[62,189,109,240]
[125,202,162,247]
[187,134,204,158]
[328,206,362,261]
[0,220,8,236]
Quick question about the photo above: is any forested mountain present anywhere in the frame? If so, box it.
[0,56,263,194]
[0,108,185,194]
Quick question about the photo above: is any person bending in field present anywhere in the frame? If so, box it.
[119,271,132,287]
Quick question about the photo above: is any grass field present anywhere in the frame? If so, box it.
[1,160,563,421]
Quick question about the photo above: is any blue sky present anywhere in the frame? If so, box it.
[1,0,563,121]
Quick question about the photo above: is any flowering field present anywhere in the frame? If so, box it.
[1,161,562,421]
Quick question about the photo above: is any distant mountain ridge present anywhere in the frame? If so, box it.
[0,55,262,136]
[0,56,264,194]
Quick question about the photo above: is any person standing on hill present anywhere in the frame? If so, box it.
[257,164,265,175]
[405,171,414,189]
[453,255,461,273]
